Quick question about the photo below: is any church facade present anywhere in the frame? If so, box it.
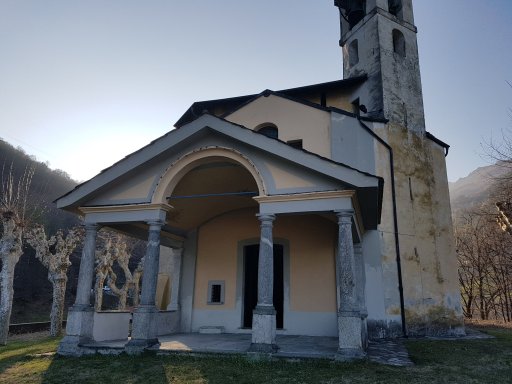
[57,0,464,358]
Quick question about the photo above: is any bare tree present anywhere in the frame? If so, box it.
[106,240,144,310]
[456,204,512,322]
[0,164,34,344]
[25,224,83,336]
[456,80,512,321]
[94,232,144,311]
[485,80,512,230]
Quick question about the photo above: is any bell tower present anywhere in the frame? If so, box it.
[335,0,425,133]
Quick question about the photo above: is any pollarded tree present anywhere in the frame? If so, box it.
[107,240,144,310]
[25,224,82,336]
[0,164,34,345]
[94,233,144,311]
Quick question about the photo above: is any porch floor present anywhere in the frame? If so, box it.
[84,333,413,366]
[156,333,340,360]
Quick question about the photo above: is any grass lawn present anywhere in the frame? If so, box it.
[0,327,511,384]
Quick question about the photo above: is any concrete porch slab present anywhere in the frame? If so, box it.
[154,334,341,359]
[78,333,414,366]
[157,333,251,354]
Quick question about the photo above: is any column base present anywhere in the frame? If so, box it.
[337,312,365,357]
[251,306,276,346]
[57,306,94,356]
[125,305,160,355]
[57,335,94,357]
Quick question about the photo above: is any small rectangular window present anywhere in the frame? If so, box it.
[287,139,303,149]
[207,280,225,305]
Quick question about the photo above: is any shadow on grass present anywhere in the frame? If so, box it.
[0,327,511,384]
[40,353,403,384]
[0,336,60,375]
[43,353,173,384]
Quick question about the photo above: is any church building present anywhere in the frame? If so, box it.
[56,0,464,358]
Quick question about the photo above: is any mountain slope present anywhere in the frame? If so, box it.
[449,162,511,214]
[0,138,79,233]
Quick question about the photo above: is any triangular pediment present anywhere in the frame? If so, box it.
[56,114,382,229]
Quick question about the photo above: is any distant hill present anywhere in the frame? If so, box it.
[449,162,511,215]
[0,138,79,234]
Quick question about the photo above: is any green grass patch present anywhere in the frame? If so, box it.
[1,327,511,383]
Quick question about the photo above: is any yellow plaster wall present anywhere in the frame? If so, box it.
[88,173,157,204]
[225,95,332,159]
[193,209,337,313]
[285,217,337,312]
[264,162,315,190]
[325,90,355,112]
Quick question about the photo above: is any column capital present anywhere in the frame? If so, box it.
[147,220,165,229]
[256,213,276,224]
[335,209,354,224]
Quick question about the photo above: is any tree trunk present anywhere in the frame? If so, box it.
[0,255,17,344]
[50,274,67,337]
[118,290,127,311]
[0,218,23,346]
[107,275,129,311]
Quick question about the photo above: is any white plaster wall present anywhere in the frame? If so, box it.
[330,112,376,174]
[92,312,131,342]
[191,310,337,337]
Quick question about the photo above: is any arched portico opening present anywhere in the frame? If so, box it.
[149,148,271,338]
[165,158,260,232]
[152,147,267,206]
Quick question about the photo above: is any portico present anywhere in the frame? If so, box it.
[55,114,382,358]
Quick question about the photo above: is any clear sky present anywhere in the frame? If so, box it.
[1,0,511,182]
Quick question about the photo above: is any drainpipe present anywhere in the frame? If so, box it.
[357,117,407,338]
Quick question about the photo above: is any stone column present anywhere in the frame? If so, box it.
[335,210,365,359]
[57,223,98,356]
[353,244,368,349]
[126,220,163,354]
[167,248,183,311]
[249,213,278,353]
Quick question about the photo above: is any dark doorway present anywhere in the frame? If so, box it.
[243,244,284,329]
